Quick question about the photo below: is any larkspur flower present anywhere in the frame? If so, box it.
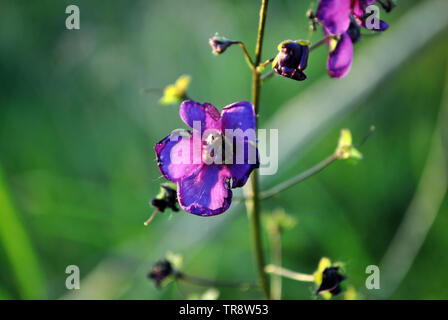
[316,0,389,78]
[154,100,259,216]
[272,40,310,81]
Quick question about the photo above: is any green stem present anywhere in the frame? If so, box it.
[269,226,282,300]
[235,41,255,70]
[245,0,270,300]
[260,154,337,200]
[265,265,315,282]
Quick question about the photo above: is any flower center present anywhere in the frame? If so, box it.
[202,132,232,164]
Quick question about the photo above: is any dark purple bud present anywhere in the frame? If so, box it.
[377,0,396,13]
[209,34,234,55]
[273,40,310,81]
[306,10,318,31]
[151,183,179,213]
[316,266,346,296]
[148,260,173,288]
[347,16,362,43]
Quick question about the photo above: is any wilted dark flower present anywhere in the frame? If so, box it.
[272,40,310,81]
[316,0,390,78]
[151,183,179,213]
[148,260,174,288]
[313,257,346,299]
[316,0,388,35]
[316,266,346,296]
[377,0,397,13]
[347,17,362,44]
[209,34,234,55]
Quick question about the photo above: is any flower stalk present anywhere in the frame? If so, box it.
[268,224,282,300]
[260,154,338,200]
[245,0,270,300]
[265,265,315,282]
[236,41,255,70]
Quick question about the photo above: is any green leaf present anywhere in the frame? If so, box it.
[0,165,47,299]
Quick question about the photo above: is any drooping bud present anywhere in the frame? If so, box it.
[151,183,179,213]
[378,0,397,13]
[145,183,179,226]
[148,260,174,288]
[313,257,346,299]
[316,266,346,296]
[272,40,310,81]
[209,33,235,55]
[347,16,362,44]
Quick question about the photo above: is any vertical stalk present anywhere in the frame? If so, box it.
[245,0,270,299]
[269,226,282,300]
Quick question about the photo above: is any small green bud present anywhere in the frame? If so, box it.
[335,129,363,161]
[264,208,297,234]
[159,75,191,105]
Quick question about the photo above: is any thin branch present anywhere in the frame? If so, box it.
[260,69,275,82]
[260,154,338,201]
[257,57,275,72]
[268,227,282,300]
[143,208,159,226]
[234,41,255,70]
[265,265,315,282]
[309,35,337,51]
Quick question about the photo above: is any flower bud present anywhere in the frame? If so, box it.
[378,0,397,13]
[159,75,191,105]
[209,34,234,55]
[272,40,310,81]
[313,257,346,299]
[148,260,174,288]
[335,129,363,161]
[347,17,362,44]
[151,183,179,213]
[316,266,346,296]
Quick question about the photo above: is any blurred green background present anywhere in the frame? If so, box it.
[0,0,447,300]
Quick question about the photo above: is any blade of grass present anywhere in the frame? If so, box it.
[371,66,448,299]
[0,165,46,299]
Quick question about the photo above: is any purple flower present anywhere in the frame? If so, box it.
[316,0,389,78]
[272,40,310,81]
[154,100,258,216]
